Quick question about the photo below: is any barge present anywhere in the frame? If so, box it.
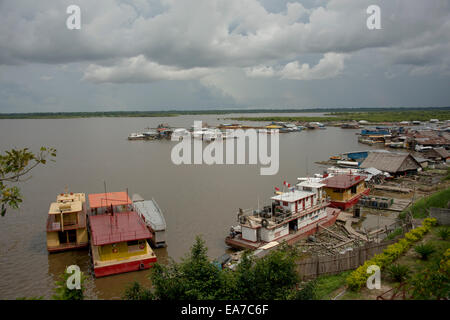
[225,180,341,250]
[87,191,157,277]
[46,191,89,252]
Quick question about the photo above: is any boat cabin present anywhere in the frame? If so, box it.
[46,192,88,252]
[238,182,328,244]
[88,191,133,215]
[322,174,369,210]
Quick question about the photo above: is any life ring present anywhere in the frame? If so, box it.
[139,243,145,250]
[261,218,269,228]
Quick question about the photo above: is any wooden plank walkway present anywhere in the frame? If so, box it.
[373,185,412,193]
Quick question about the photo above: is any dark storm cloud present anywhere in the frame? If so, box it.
[0,0,449,111]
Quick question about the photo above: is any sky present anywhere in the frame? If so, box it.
[0,0,449,112]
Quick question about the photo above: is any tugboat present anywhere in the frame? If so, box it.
[225,180,341,250]
[46,191,89,252]
[87,191,157,277]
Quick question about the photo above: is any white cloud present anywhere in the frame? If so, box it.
[83,55,217,83]
[245,53,347,80]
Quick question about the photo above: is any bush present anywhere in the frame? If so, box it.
[346,218,437,291]
[122,281,154,300]
[387,264,410,282]
[437,227,450,241]
[414,243,435,260]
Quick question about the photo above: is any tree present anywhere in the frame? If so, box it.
[1,147,56,216]
[52,267,86,300]
[151,236,223,299]
[122,281,154,300]
[124,237,315,300]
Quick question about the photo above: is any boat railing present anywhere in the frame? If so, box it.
[91,230,150,246]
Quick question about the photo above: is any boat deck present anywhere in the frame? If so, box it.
[226,207,341,250]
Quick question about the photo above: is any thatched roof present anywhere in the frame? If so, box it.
[360,152,421,173]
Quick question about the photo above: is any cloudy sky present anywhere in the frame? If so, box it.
[1,0,449,112]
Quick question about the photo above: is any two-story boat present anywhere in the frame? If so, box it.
[87,191,157,277]
[225,180,341,250]
[46,192,88,252]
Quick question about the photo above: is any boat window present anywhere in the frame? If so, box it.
[127,240,139,246]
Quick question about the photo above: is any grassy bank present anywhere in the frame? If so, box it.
[400,187,450,219]
[226,110,450,123]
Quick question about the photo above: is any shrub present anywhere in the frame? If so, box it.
[345,218,437,291]
[437,227,450,241]
[414,243,435,260]
[387,264,410,282]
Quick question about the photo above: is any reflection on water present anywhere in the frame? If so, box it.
[0,114,374,299]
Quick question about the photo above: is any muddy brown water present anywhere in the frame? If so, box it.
[0,114,375,299]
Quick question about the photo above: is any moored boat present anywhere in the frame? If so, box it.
[87,191,157,277]
[46,191,88,252]
[132,194,167,248]
[225,181,340,250]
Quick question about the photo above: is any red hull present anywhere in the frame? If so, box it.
[329,188,370,210]
[94,256,157,278]
[225,208,341,250]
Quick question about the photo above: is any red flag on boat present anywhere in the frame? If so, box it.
[275,187,280,191]
[288,183,291,187]
[283,181,287,186]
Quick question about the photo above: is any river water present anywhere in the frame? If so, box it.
[0,113,373,299]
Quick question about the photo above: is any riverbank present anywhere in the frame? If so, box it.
[1,107,449,119]
[225,109,450,123]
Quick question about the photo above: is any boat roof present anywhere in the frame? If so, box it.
[131,193,145,202]
[88,192,131,209]
[133,199,166,231]
[271,190,315,203]
[297,180,326,188]
[49,201,82,215]
[322,174,365,189]
[57,193,85,203]
[89,211,151,246]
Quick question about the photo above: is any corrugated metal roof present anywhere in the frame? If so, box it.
[322,174,365,189]
[133,200,166,231]
[360,152,420,173]
[89,211,151,246]
[88,192,131,209]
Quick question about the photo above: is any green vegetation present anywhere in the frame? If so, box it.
[1,147,56,216]
[123,236,315,300]
[122,281,154,300]
[399,187,450,219]
[52,267,86,300]
[1,107,449,119]
[314,271,351,300]
[387,264,410,282]
[437,227,450,241]
[346,218,437,291]
[386,227,403,240]
[226,109,450,123]
[414,243,436,260]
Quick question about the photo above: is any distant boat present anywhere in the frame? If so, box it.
[128,133,145,140]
